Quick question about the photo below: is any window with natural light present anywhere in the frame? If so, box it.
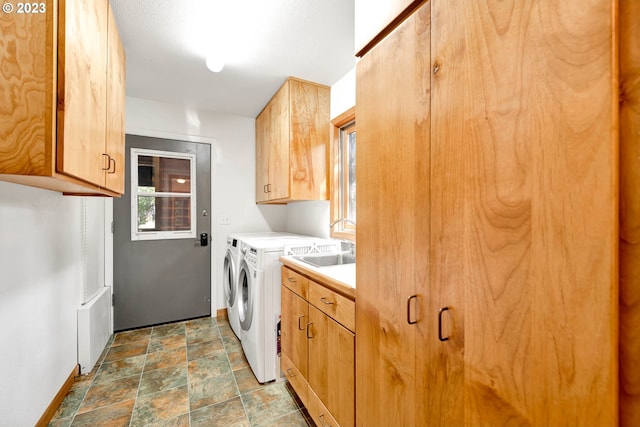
[131,148,196,241]
[330,107,356,240]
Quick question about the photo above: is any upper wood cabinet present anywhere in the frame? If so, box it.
[357,0,622,426]
[0,0,125,196]
[255,77,330,204]
[355,0,425,56]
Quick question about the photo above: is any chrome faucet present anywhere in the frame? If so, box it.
[329,218,357,228]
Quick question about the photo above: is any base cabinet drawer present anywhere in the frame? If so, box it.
[282,353,308,407]
[308,387,340,427]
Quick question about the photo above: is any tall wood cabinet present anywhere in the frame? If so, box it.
[255,77,330,204]
[0,0,125,196]
[356,0,626,425]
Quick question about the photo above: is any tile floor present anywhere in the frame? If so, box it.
[48,316,314,427]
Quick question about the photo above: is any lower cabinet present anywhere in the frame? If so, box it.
[281,266,355,427]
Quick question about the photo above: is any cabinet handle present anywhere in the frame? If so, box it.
[267,183,272,193]
[320,297,334,305]
[438,306,450,342]
[298,315,305,330]
[306,322,314,339]
[263,184,268,193]
[286,368,296,378]
[318,414,332,427]
[108,157,116,174]
[407,295,418,325]
[101,153,111,170]
[287,277,296,282]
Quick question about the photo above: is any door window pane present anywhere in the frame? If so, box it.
[131,149,196,240]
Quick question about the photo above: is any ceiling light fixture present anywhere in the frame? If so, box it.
[206,56,224,73]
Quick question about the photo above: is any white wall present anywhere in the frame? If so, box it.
[285,68,356,238]
[125,97,287,312]
[0,182,83,426]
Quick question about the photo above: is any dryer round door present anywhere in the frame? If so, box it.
[238,260,253,331]
[223,251,236,307]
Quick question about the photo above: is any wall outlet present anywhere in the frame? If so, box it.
[219,214,231,225]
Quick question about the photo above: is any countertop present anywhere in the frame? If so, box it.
[279,255,356,300]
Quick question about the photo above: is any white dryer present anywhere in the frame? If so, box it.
[223,232,297,339]
[237,236,340,383]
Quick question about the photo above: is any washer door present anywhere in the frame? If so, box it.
[223,251,236,307]
[238,260,253,331]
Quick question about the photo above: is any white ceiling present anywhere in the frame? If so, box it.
[110,0,356,118]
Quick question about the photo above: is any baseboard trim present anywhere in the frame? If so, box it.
[35,364,79,427]
[216,308,228,320]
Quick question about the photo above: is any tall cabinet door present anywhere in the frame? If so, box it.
[355,3,432,426]
[57,0,108,186]
[104,2,125,193]
[431,0,617,425]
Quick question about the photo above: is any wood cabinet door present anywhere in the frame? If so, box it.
[104,2,125,194]
[289,80,329,201]
[355,0,422,56]
[255,103,270,202]
[431,0,617,425]
[268,82,290,201]
[281,285,308,378]
[355,3,431,426]
[57,0,108,187]
[308,305,355,427]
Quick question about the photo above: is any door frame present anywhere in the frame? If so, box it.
[105,128,217,319]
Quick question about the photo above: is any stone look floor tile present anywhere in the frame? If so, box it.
[190,397,250,427]
[50,317,316,427]
[234,367,267,394]
[144,346,187,371]
[189,371,239,411]
[187,338,225,361]
[131,385,189,426]
[242,383,299,426]
[187,350,231,381]
[256,409,311,427]
[138,365,188,396]
[112,328,151,346]
[104,342,148,362]
[148,334,186,353]
[70,399,135,427]
[50,383,90,420]
[186,326,219,344]
[77,375,140,414]
[151,322,186,338]
[94,355,145,385]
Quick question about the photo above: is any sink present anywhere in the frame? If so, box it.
[295,253,356,268]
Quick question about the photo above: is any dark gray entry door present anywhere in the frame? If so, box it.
[113,135,211,331]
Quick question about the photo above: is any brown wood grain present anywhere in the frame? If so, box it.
[354,0,424,57]
[431,0,617,425]
[0,0,56,176]
[308,280,355,333]
[255,77,329,204]
[308,304,355,427]
[355,3,430,426]
[289,79,329,201]
[104,2,125,194]
[57,0,108,186]
[620,0,640,425]
[281,284,309,379]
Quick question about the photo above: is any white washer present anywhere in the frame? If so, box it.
[223,232,293,340]
[237,237,326,383]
